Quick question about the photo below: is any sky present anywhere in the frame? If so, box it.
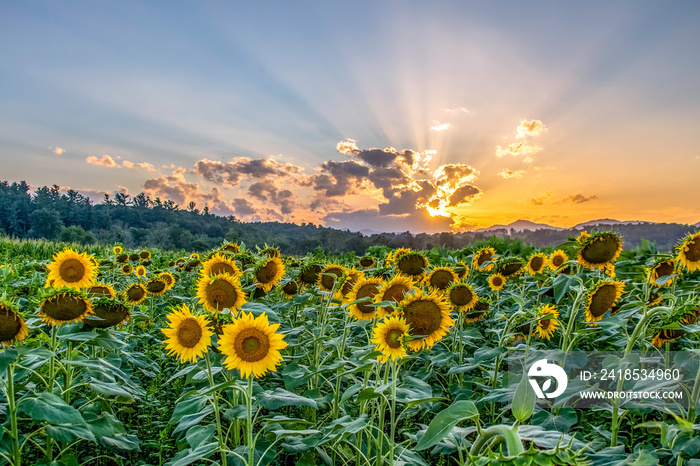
[2,1,700,233]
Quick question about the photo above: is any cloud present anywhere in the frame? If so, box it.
[495,142,542,158]
[530,191,555,206]
[232,198,258,217]
[143,170,234,216]
[430,121,451,131]
[556,194,599,205]
[444,107,470,114]
[86,154,117,167]
[516,119,546,138]
[448,185,481,207]
[336,139,417,168]
[498,169,527,179]
[193,157,304,186]
[122,160,156,172]
[51,147,66,155]
[322,207,454,234]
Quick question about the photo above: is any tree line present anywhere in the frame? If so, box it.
[0,180,696,255]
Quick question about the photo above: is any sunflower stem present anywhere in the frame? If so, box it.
[246,376,255,466]
[388,359,398,466]
[6,363,21,466]
[205,352,227,466]
[46,324,59,462]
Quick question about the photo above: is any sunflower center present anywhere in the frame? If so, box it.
[42,295,89,322]
[492,276,503,287]
[477,252,493,267]
[581,236,620,265]
[500,262,522,276]
[147,280,167,294]
[653,261,674,279]
[320,268,343,290]
[234,328,270,362]
[590,285,618,318]
[449,286,474,306]
[177,318,203,348]
[126,286,146,302]
[552,255,565,267]
[301,265,322,284]
[58,259,86,283]
[211,263,236,276]
[530,256,544,272]
[89,286,112,297]
[540,318,552,330]
[386,328,403,349]
[383,284,408,303]
[283,281,299,295]
[256,261,278,283]
[685,239,700,261]
[86,304,129,328]
[0,309,21,341]
[403,300,442,337]
[398,255,426,276]
[356,284,380,313]
[341,274,360,296]
[207,279,238,310]
[430,270,454,290]
[360,257,374,267]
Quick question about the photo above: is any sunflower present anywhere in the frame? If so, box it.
[159,272,176,289]
[184,260,201,273]
[576,230,590,243]
[221,242,241,254]
[385,247,412,267]
[488,273,506,291]
[116,253,129,263]
[190,253,199,260]
[254,257,285,292]
[526,253,548,275]
[648,258,676,286]
[121,264,133,275]
[280,280,299,299]
[455,262,469,279]
[260,247,281,258]
[370,315,409,363]
[446,281,479,312]
[577,232,623,270]
[300,264,323,287]
[549,250,569,270]
[337,268,364,301]
[426,267,458,293]
[46,248,97,290]
[496,258,524,278]
[39,290,93,326]
[145,278,168,296]
[396,252,429,281]
[399,290,454,351]
[139,250,151,260]
[0,301,28,346]
[676,232,700,272]
[87,284,117,299]
[346,277,383,321]
[124,283,148,305]
[196,273,246,313]
[374,275,414,317]
[359,256,376,269]
[201,253,241,279]
[464,300,489,324]
[84,300,130,328]
[113,246,123,255]
[652,305,700,347]
[473,247,496,271]
[585,281,625,322]
[162,305,213,364]
[317,264,348,292]
[128,253,140,262]
[218,311,288,378]
[534,304,560,340]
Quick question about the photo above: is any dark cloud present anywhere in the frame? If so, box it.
[312,160,370,197]
[448,185,481,207]
[322,208,453,234]
[557,194,598,204]
[193,157,303,186]
[143,172,234,215]
[232,198,257,217]
[435,164,477,185]
[337,139,416,168]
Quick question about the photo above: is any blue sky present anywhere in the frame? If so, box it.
[2,1,700,232]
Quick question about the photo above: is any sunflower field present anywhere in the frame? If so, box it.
[1,230,700,466]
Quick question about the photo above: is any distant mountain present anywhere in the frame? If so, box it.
[573,219,654,229]
[360,228,383,236]
[475,220,562,233]
[694,222,700,228]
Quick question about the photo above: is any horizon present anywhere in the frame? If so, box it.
[2,2,700,234]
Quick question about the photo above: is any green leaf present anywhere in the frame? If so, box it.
[257,388,318,410]
[89,380,136,399]
[19,392,85,425]
[45,424,96,443]
[414,400,479,451]
[173,406,214,434]
[171,394,208,424]
[100,433,140,452]
[186,424,216,449]
[512,375,536,423]
[0,349,18,373]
